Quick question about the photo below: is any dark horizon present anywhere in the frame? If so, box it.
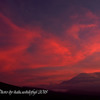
[1,71,100,92]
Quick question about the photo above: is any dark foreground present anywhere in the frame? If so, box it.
[0,82,100,100]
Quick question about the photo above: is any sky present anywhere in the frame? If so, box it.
[1,0,100,87]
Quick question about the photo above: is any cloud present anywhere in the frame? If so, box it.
[1,6,100,86]
[0,13,41,71]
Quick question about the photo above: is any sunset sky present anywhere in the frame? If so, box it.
[0,0,100,87]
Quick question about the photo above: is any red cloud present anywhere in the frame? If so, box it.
[0,13,75,72]
[1,8,100,86]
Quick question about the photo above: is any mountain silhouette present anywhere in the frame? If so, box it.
[0,80,100,99]
[0,82,79,99]
[0,82,21,90]
[62,72,100,84]
[60,72,100,95]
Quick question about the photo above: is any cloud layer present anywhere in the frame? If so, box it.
[1,1,100,86]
